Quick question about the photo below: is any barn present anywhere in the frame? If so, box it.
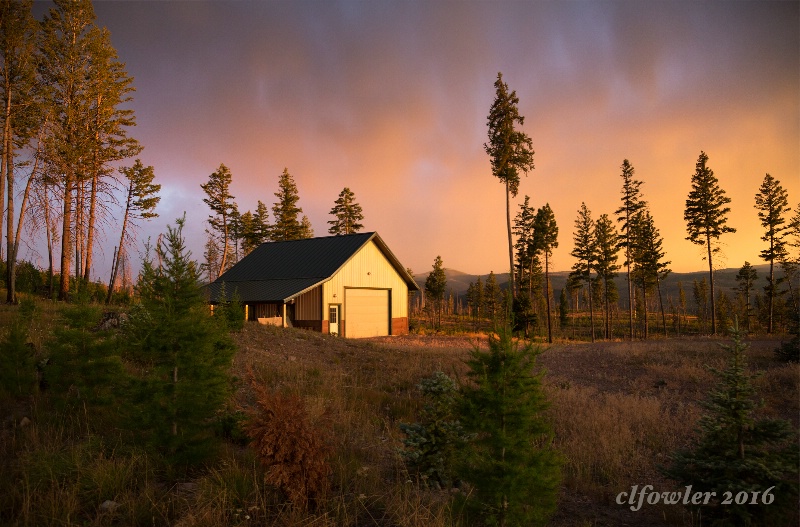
[206,232,419,338]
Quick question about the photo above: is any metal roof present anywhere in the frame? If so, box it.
[207,232,418,303]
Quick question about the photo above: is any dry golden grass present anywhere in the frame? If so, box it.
[1,298,797,526]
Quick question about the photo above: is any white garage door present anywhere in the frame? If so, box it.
[345,288,389,338]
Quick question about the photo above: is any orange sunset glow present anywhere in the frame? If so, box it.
[31,1,798,278]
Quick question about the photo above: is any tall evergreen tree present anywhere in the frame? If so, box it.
[534,204,558,343]
[126,216,235,467]
[783,204,800,313]
[80,26,141,285]
[684,151,735,335]
[570,203,596,342]
[271,168,306,241]
[483,271,502,327]
[632,210,671,338]
[484,72,535,299]
[754,173,790,334]
[593,214,620,339]
[513,195,537,297]
[201,163,235,277]
[107,160,159,302]
[458,328,561,527]
[328,186,364,235]
[614,159,647,340]
[40,0,98,300]
[1,0,40,301]
[735,262,758,333]
[253,199,271,244]
[425,255,447,330]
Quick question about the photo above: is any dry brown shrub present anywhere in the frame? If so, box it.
[244,370,332,511]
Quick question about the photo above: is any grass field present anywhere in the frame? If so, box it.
[1,298,798,526]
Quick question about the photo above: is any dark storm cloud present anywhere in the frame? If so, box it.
[76,0,798,275]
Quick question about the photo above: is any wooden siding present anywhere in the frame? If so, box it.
[296,285,322,320]
[322,240,409,326]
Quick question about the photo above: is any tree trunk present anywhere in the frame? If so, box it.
[767,258,774,334]
[657,274,667,337]
[0,81,8,264]
[82,173,98,283]
[545,252,552,343]
[642,283,648,340]
[587,265,595,343]
[706,233,716,335]
[74,180,83,287]
[5,132,15,302]
[59,175,73,301]
[43,183,54,299]
[10,142,37,303]
[106,246,118,303]
[505,179,515,301]
[626,247,634,340]
[107,184,132,303]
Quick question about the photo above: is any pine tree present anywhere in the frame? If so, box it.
[632,210,671,338]
[458,327,561,527]
[107,160,160,303]
[684,151,736,335]
[399,371,468,488]
[570,203,596,342]
[299,214,314,239]
[483,271,501,327]
[254,199,271,244]
[754,173,790,334]
[593,214,620,340]
[485,72,535,299]
[125,216,235,467]
[80,26,142,285]
[328,186,364,235]
[425,256,447,330]
[202,232,220,283]
[271,168,306,241]
[1,0,40,301]
[615,159,647,340]
[45,298,125,431]
[40,0,98,300]
[201,163,236,277]
[735,262,758,333]
[238,210,256,255]
[534,204,558,343]
[663,326,799,525]
[513,196,537,296]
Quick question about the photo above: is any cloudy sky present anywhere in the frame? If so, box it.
[33,1,799,278]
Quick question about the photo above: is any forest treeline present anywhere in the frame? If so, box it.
[418,159,799,341]
[419,72,798,351]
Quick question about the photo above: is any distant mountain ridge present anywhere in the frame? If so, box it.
[413,263,784,303]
